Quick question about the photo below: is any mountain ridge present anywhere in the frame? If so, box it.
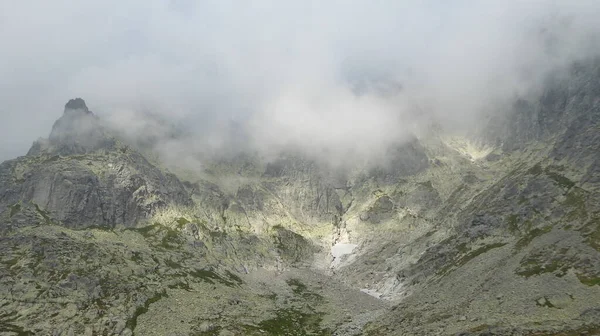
[0,59,599,335]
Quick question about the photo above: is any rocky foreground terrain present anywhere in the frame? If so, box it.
[1,59,600,336]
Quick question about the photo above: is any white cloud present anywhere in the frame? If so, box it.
[1,1,599,163]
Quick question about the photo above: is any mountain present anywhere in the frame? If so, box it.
[0,59,599,336]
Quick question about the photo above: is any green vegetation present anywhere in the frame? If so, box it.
[564,188,586,207]
[128,223,184,250]
[437,242,507,277]
[236,278,330,335]
[43,155,60,163]
[507,214,520,233]
[167,281,193,291]
[128,223,161,237]
[188,269,241,288]
[585,220,600,252]
[527,163,543,175]
[272,226,315,263]
[242,308,332,336]
[525,325,600,336]
[224,270,243,286]
[0,321,34,336]
[514,226,552,250]
[125,290,168,332]
[208,230,227,240]
[424,229,437,237]
[9,203,21,218]
[564,187,588,222]
[175,217,190,227]
[33,203,52,224]
[417,181,434,189]
[1,257,19,267]
[535,297,556,308]
[545,170,575,189]
[287,278,324,302]
[468,324,492,333]
[164,258,182,269]
[160,228,182,249]
[462,243,507,264]
[81,225,114,232]
[527,163,575,189]
[576,274,600,286]
[516,248,571,278]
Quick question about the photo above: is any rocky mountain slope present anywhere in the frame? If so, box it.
[1,59,599,336]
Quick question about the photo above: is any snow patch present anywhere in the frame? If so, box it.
[331,243,357,268]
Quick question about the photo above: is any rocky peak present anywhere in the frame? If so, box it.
[28,98,115,156]
[64,98,91,114]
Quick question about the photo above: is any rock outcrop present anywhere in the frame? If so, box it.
[0,99,192,228]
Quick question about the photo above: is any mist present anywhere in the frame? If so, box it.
[1,1,600,166]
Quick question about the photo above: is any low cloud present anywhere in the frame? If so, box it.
[1,1,599,165]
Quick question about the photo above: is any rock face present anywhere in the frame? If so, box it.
[0,99,192,228]
[357,59,600,336]
[29,98,116,156]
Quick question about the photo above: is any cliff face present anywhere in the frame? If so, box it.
[0,99,192,229]
[359,59,600,336]
[0,60,599,335]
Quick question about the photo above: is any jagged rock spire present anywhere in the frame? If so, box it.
[64,98,90,112]
[27,98,114,156]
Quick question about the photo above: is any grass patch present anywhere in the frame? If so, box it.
[242,308,332,336]
[424,230,437,237]
[128,223,161,237]
[576,274,600,286]
[417,181,434,189]
[515,226,552,250]
[1,258,19,267]
[535,297,556,308]
[175,217,190,227]
[168,281,193,291]
[272,226,316,263]
[9,203,21,218]
[545,170,575,189]
[130,251,143,263]
[160,229,182,249]
[43,155,60,163]
[128,223,184,249]
[125,290,168,332]
[286,278,325,303]
[188,269,241,288]
[516,249,571,278]
[425,313,453,324]
[468,324,492,333]
[507,214,520,233]
[0,322,34,336]
[208,230,228,240]
[224,270,243,286]
[82,225,114,232]
[587,223,600,252]
[564,188,588,222]
[437,243,507,277]
[528,163,543,175]
[33,203,52,224]
[527,163,575,189]
[576,217,600,251]
[164,258,182,269]
[461,243,507,265]
[527,325,600,335]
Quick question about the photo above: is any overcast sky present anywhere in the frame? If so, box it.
[1,1,600,164]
